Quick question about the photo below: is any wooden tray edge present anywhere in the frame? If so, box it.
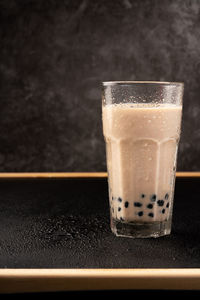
[0,172,199,178]
[0,268,200,293]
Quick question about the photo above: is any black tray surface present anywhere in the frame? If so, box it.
[0,176,199,268]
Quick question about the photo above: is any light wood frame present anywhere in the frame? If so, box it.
[0,172,199,293]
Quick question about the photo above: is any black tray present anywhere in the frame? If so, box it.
[0,173,200,292]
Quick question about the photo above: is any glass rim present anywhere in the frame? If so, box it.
[102,81,184,86]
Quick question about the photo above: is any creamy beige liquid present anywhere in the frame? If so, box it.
[103,103,182,223]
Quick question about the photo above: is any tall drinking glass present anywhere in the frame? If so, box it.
[102,81,184,238]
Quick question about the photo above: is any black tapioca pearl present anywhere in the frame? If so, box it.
[118,197,122,202]
[166,202,169,208]
[148,212,154,218]
[138,211,143,217]
[165,193,169,200]
[157,200,164,206]
[124,201,129,208]
[162,209,166,214]
[120,217,124,221]
[134,202,142,207]
[141,194,145,198]
[118,207,121,212]
[150,194,157,202]
[147,203,153,209]
[112,207,114,213]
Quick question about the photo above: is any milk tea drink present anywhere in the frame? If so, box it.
[102,82,183,238]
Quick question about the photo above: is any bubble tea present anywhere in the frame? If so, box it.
[102,82,184,238]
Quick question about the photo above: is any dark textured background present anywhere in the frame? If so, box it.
[0,0,199,172]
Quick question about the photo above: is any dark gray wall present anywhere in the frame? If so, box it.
[0,0,199,172]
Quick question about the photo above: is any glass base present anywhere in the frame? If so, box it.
[111,218,171,238]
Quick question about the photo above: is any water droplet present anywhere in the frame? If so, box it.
[148,157,152,161]
[148,120,152,123]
